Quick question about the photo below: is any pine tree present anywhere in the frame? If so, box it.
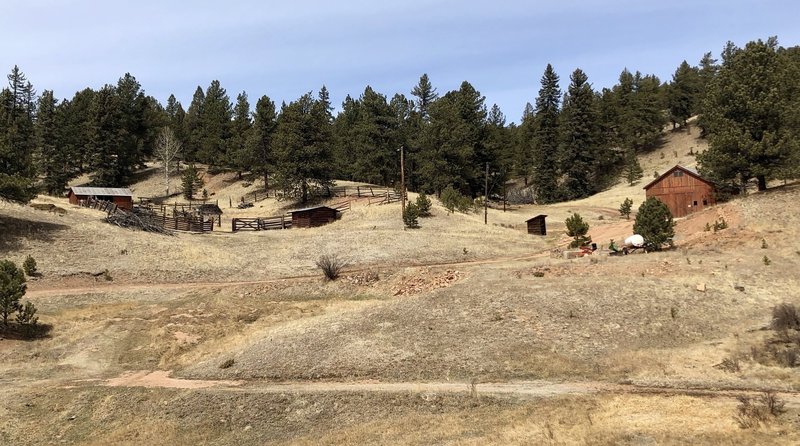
[184,86,205,161]
[699,37,797,191]
[418,82,485,196]
[248,95,278,190]
[181,163,203,199]
[624,148,643,185]
[634,197,675,250]
[115,73,149,167]
[559,68,601,200]
[274,92,334,203]
[531,64,561,203]
[88,85,126,186]
[411,73,438,121]
[197,80,232,166]
[36,90,69,195]
[334,86,399,186]
[0,66,37,202]
[165,94,187,144]
[667,61,701,128]
[227,91,252,178]
[0,259,27,326]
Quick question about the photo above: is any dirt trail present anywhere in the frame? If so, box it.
[94,371,800,407]
[26,251,551,298]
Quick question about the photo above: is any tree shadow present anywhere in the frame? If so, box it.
[0,214,70,253]
[0,323,53,340]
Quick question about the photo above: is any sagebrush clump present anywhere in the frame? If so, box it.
[315,254,349,281]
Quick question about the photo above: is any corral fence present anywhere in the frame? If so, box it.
[145,213,214,233]
[231,199,352,233]
[80,197,118,214]
[230,185,397,208]
[231,215,292,232]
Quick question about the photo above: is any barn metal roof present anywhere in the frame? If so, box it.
[69,187,133,197]
[642,165,713,190]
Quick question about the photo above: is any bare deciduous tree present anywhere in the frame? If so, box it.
[155,127,182,197]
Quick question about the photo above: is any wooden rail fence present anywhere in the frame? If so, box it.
[80,197,118,214]
[232,215,292,232]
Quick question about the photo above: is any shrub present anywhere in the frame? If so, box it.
[0,260,39,336]
[633,197,675,251]
[772,303,800,331]
[22,255,37,277]
[416,192,432,217]
[619,198,633,220]
[403,202,420,229]
[734,392,786,429]
[565,213,590,248]
[219,358,235,369]
[763,255,771,266]
[0,260,27,326]
[315,254,349,281]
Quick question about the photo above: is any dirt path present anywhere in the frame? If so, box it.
[26,251,552,298]
[96,371,800,407]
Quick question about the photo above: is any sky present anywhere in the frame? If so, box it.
[2,0,799,123]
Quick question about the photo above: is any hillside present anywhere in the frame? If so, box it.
[2,126,800,445]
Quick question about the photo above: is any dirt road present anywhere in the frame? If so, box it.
[95,370,800,408]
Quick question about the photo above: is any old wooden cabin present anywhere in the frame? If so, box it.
[289,206,340,228]
[643,165,715,218]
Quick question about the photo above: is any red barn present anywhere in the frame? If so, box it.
[68,187,134,210]
[643,165,715,218]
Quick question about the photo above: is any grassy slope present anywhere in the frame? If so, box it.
[4,125,800,445]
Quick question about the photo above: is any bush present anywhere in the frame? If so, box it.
[633,197,675,251]
[619,198,633,220]
[403,202,420,229]
[0,260,27,326]
[416,192,432,217]
[22,255,37,277]
[772,303,800,331]
[0,260,39,336]
[565,213,590,248]
[734,392,786,429]
[315,254,349,281]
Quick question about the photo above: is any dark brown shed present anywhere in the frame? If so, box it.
[68,187,134,210]
[526,214,547,235]
[643,165,716,218]
[289,206,340,228]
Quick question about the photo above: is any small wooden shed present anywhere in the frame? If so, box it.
[68,187,133,210]
[526,214,547,236]
[643,165,716,218]
[290,206,339,228]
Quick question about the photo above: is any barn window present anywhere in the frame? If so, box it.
[703,199,708,205]
[693,200,698,206]
[674,170,684,177]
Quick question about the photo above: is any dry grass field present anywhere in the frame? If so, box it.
[2,127,800,445]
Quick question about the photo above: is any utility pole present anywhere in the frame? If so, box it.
[400,146,406,219]
[484,162,489,224]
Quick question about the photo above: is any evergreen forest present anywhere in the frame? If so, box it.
[1,37,798,204]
